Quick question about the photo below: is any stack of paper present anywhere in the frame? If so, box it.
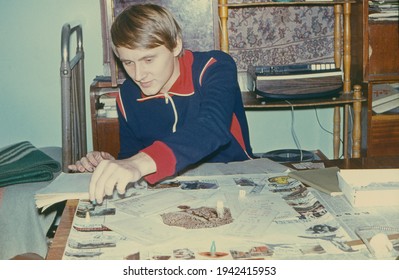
[369,0,399,21]
[35,172,91,211]
[96,89,119,118]
[372,83,399,113]
[337,169,399,207]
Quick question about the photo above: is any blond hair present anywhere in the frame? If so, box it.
[111,4,183,55]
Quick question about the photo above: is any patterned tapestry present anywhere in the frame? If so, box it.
[225,1,336,71]
[105,0,336,79]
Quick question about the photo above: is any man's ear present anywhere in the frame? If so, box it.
[173,37,183,57]
[112,45,120,58]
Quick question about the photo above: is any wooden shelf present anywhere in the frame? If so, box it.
[351,0,399,157]
[372,113,399,121]
[221,0,355,8]
[242,91,366,110]
[219,0,363,158]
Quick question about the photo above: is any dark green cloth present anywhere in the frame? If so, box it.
[0,141,61,187]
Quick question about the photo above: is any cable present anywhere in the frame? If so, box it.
[314,107,344,159]
[285,100,303,161]
[281,102,354,161]
[347,106,354,158]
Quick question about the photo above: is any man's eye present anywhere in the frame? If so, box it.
[123,61,132,66]
[145,58,153,63]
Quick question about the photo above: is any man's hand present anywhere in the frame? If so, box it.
[68,151,115,173]
[89,152,156,204]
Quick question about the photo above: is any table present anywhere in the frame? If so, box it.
[46,199,78,260]
[46,156,399,260]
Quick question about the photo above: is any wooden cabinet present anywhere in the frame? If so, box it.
[351,1,399,157]
[90,79,120,159]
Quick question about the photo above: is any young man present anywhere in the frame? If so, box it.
[69,4,253,203]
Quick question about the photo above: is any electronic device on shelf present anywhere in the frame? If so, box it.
[252,63,339,76]
[248,63,343,100]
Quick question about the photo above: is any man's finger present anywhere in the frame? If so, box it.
[117,178,131,195]
[87,152,102,167]
[89,160,107,202]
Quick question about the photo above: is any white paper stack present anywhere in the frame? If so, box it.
[337,169,399,207]
[35,172,91,211]
[372,83,399,113]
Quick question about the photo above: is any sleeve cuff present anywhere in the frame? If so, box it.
[140,141,177,184]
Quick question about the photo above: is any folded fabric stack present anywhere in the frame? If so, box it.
[0,141,61,187]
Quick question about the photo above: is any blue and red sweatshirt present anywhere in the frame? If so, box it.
[116,50,253,184]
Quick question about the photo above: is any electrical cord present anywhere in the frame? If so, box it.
[281,101,354,161]
[285,100,303,161]
[347,106,354,157]
[314,107,344,159]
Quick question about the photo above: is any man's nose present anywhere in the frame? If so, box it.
[134,64,146,81]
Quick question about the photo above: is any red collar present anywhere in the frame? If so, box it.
[168,50,194,95]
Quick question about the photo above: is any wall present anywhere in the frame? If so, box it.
[0,0,102,149]
[0,0,339,159]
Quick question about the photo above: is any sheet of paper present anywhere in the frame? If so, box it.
[61,170,394,260]
[36,172,91,195]
[35,172,91,209]
[104,214,183,246]
[62,199,142,260]
[223,207,279,239]
[179,158,289,176]
[111,189,197,217]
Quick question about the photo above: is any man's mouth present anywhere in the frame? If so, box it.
[140,81,152,88]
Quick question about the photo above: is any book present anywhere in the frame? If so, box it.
[372,83,399,113]
[337,169,399,207]
[288,166,342,196]
[369,0,399,21]
[372,97,399,113]
[35,172,91,211]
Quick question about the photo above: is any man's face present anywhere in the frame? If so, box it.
[116,44,181,96]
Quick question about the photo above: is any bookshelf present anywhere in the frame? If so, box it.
[352,0,399,157]
[218,0,364,158]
